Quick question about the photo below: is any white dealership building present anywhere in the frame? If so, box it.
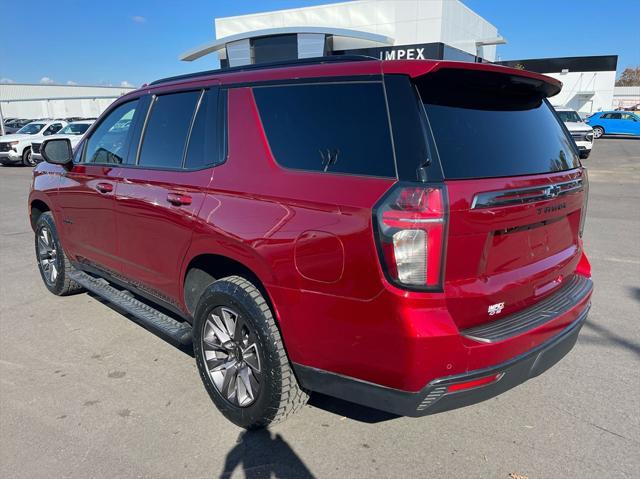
[181,0,618,116]
[0,83,135,134]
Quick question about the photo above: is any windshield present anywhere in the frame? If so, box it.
[58,123,91,135]
[556,110,582,123]
[16,123,45,134]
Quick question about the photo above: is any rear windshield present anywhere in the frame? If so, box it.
[416,69,580,179]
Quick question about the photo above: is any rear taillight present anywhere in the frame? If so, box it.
[374,184,447,290]
[579,169,589,237]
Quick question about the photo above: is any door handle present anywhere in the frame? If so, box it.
[95,182,114,193]
[166,192,192,206]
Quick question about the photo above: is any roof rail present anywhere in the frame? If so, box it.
[149,55,378,86]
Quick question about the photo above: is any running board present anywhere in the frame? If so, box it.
[68,270,192,345]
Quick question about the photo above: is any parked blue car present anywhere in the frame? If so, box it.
[586,111,640,138]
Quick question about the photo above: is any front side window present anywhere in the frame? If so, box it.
[138,91,200,169]
[84,99,139,164]
[253,82,396,178]
[44,123,63,136]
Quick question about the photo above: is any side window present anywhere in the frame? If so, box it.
[43,123,62,136]
[84,100,139,164]
[610,113,622,120]
[622,113,635,121]
[138,91,200,169]
[184,88,225,169]
[253,82,396,178]
[601,113,611,119]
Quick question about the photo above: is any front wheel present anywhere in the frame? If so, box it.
[193,275,308,429]
[592,126,604,139]
[22,147,35,167]
[35,212,84,295]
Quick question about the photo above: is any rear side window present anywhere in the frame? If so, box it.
[415,69,580,179]
[138,91,201,169]
[184,89,225,169]
[253,82,395,178]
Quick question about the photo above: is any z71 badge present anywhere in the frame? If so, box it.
[488,302,505,316]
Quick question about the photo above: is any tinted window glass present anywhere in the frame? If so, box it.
[416,70,580,179]
[84,100,139,164]
[252,34,298,64]
[138,91,200,169]
[184,89,223,169]
[254,83,395,178]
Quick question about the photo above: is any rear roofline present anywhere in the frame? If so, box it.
[122,58,562,100]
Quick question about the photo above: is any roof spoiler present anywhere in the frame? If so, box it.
[383,60,562,98]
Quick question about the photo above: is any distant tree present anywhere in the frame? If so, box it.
[615,67,640,86]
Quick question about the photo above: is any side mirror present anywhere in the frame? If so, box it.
[41,138,73,165]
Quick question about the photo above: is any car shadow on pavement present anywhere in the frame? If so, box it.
[220,429,315,479]
[579,318,640,358]
[308,393,399,424]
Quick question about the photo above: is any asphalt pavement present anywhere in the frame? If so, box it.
[1,138,639,478]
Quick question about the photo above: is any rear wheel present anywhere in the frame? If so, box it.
[579,150,591,159]
[592,126,604,139]
[193,275,308,429]
[22,147,35,167]
[35,212,83,295]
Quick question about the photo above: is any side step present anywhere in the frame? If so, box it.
[68,270,193,345]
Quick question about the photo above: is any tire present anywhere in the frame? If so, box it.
[592,126,604,139]
[193,275,308,429]
[35,212,84,296]
[579,150,591,159]
[22,147,35,167]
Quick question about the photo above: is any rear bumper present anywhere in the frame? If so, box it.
[294,304,589,416]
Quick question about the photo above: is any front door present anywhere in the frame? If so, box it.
[56,98,142,273]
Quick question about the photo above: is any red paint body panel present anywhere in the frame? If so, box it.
[28,59,591,397]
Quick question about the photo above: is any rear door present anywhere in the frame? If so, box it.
[411,68,587,330]
[114,86,224,305]
[56,99,142,272]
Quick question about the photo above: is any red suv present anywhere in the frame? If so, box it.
[30,57,593,429]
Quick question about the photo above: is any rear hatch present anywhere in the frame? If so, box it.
[414,66,587,330]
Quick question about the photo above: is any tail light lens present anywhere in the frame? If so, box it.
[579,169,589,237]
[374,184,447,290]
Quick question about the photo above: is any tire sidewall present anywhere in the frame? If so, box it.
[193,281,283,428]
[593,126,604,138]
[23,147,34,167]
[35,213,66,294]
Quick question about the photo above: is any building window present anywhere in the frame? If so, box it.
[252,34,298,64]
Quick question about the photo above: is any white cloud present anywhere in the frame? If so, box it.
[66,80,78,85]
[0,78,15,83]
[131,15,146,23]
[120,80,135,88]
[39,76,55,85]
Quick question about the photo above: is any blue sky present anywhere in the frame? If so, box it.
[2,0,638,87]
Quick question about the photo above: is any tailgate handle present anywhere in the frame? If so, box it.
[95,182,114,194]
[167,192,192,206]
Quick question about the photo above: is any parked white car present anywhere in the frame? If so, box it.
[555,108,594,159]
[31,120,95,164]
[0,120,67,166]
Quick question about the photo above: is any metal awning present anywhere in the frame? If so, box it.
[180,27,394,61]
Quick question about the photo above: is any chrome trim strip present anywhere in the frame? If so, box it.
[471,178,584,209]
